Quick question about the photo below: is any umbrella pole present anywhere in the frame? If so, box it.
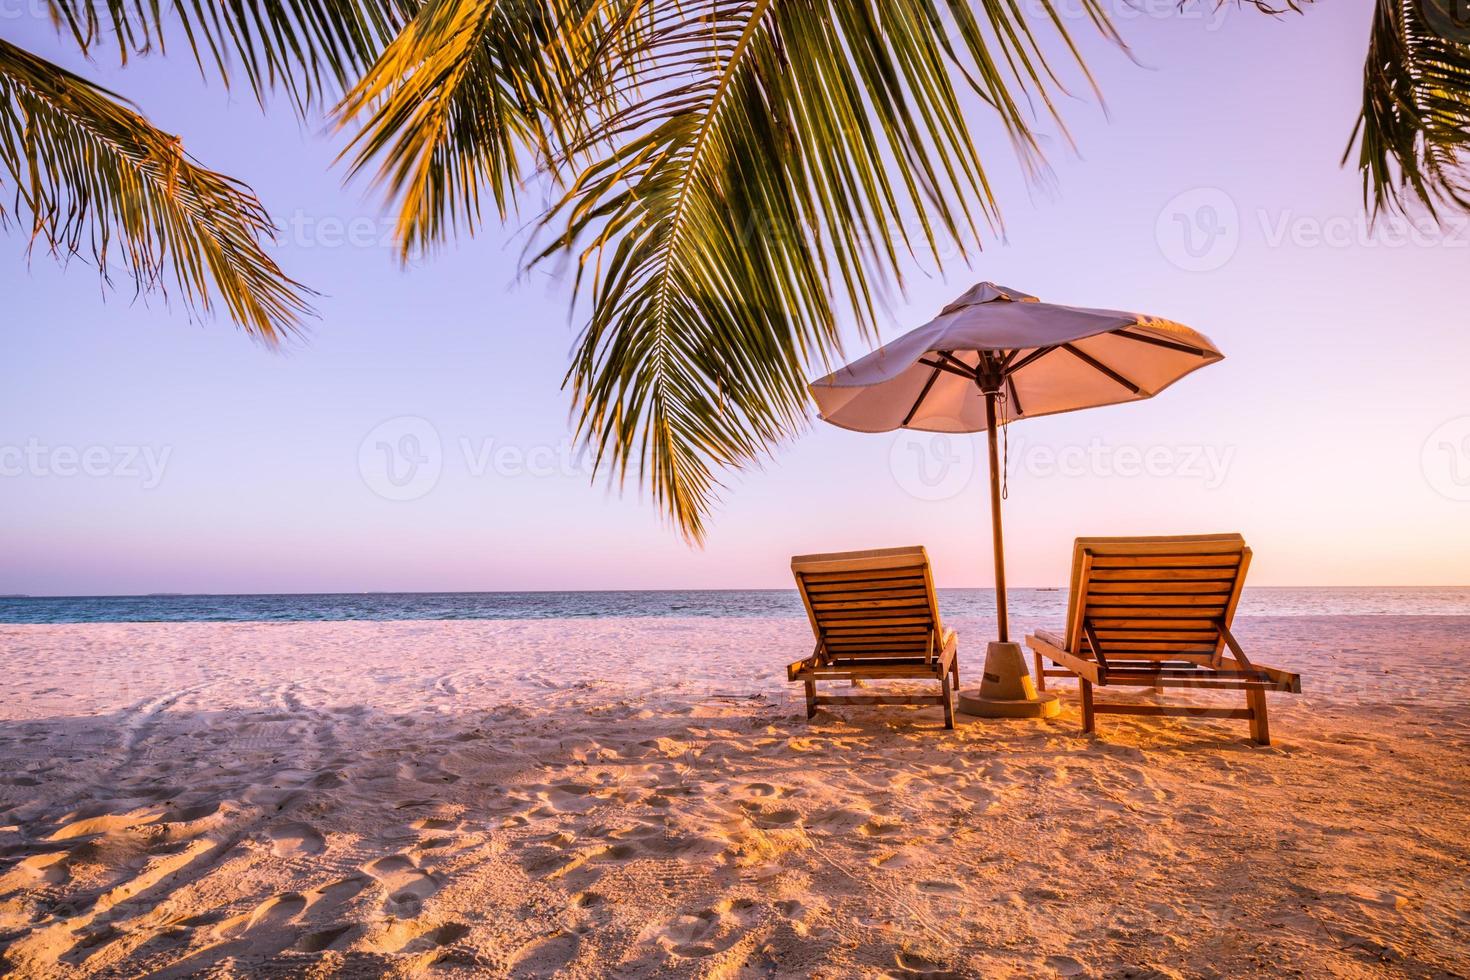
[984,391,1009,643]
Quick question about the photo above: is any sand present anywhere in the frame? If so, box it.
[1,615,1467,978]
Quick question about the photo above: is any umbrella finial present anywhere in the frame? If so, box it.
[940,282,1039,314]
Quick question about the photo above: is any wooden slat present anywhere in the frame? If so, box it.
[1093,630,1221,642]
[824,647,930,657]
[803,579,927,594]
[1090,568,1239,581]
[1093,641,1219,650]
[803,585,927,601]
[829,617,929,631]
[816,608,932,623]
[813,695,946,706]
[823,643,929,654]
[1085,594,1228,607]
[1091,704,1253,719]
[1087,606,1225,619]
[1087,617,1225,630]
[809,596,930,611]
[801,568,928,585]
[1090,554,1242,569]
[1087,581,1234,595]
[1076,651,1218,663]
[806,667,940,680]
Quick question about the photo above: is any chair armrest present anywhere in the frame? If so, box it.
[787,656,816,682]
[1033,628,1067,650]
[1025,632,1100,684]
[937,628,958,671]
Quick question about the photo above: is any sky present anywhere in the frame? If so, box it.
[4,0,1469,595]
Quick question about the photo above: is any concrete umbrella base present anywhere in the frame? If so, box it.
[957,641,1061,719]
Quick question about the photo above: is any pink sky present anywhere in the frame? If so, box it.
[3,0,1468,593]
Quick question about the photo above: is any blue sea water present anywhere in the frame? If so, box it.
[1,588,1467,624]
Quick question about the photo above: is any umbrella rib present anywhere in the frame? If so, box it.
[917,357,977,382]
[1004,346,1058,376]
[1113,330,1210,357]
[1006,374,1023,416]
[901,361,945,427]
[933,351,978,377]
[1061,343,1142,394]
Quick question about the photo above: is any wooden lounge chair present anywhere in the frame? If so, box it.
[1026,534,1300,744]
[787,546,959,729]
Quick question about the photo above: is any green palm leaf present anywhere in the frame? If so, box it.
[535,0,1113,541]
[336,0,631,255]
[1352,0,1470,216]
[0,40,311,342]
[44,0,412,113]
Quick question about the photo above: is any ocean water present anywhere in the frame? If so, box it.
[1,588,1467,624]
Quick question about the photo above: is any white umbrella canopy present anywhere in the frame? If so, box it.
[811,283,1223,433]
[809,282,1224,644]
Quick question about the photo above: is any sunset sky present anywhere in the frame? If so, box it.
[4,0,1468,595]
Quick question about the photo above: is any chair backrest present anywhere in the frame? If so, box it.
[791,546,942,664]
[1063,534,1251,664]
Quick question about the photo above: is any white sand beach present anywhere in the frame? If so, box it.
[1,615,1467,978]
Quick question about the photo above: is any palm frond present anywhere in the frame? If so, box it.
[44,0,412,113]
[0,40,311,343]
[336,0,630,256]
[1352,0,1470,216]
[535,0,1113,542]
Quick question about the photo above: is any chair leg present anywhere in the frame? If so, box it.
[1247,686,1270,745]
[1079,679,1096,735]
[941,672,955,730]
[1033,650,1046,692]
[804,677,816,720]
[951,656,960,689]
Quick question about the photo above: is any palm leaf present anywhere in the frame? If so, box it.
[535,0,1114,542]
[0,40,311,342]
[336,0,631,255]
[43,0,412,113]
[1352,0,1470,216]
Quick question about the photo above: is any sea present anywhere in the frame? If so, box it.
[1,589,1467,624]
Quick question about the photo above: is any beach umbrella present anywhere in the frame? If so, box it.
[809,282,1224,650]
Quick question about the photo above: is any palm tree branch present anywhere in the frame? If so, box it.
[536,0,1110,541]
[0,39,311,342]
[43,0,413,114]
[1351,0,1470,216]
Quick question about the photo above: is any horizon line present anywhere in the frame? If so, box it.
[4,584,1469,601]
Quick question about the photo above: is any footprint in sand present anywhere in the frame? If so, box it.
[297,923,354,952]
[807,806,871,833]
[243,892,307,933]
[266,821,325,857]
[411,816,459,832]
[510,931,580,977]
[363,853,439,916]
[894,950,965,979]
[1045,954,1088,976]
[653,898,761,958]
[915,879,963,895]
[366,917,472,955]
[306,874,369,913]
[737,800,803,830]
